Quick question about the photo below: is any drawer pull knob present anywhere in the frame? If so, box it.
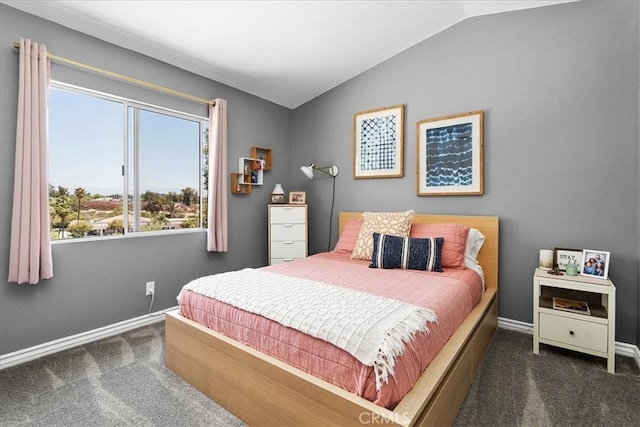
[283,258,293,262]
[284,241,294,245]
[283,224,294,227]
[569,331,575,336]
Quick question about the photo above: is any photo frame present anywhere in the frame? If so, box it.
[353,104,404,179]
[553,247,583,271]
[270,194,285,204]
[288,191,306,204]
[416,111,483,196]
[580,249,610,279]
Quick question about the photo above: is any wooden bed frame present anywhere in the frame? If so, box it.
[165,212,499,426]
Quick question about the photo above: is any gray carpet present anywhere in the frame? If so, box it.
[1,323,638,426]
[0,323,243,426]
[455,329,640,427]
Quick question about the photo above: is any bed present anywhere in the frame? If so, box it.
[165,212,499,426]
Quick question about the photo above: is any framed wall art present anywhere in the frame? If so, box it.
[416,110,483,196]
[353,104,404,179]
[553,247,583,271]
[580,249,610,279]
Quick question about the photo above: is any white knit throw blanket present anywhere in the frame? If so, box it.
[179,268,437,390]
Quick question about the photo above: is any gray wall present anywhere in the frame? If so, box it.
[0,5,292,354]
[1,1,639,355]
[291,1,640,344]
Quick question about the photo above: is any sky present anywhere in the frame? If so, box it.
[48,87,205,197]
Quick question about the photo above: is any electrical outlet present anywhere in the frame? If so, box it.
[146,281,155,296]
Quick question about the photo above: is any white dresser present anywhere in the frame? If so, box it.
[268,204,307,265]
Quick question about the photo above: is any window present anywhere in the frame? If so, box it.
[48,83,208,241]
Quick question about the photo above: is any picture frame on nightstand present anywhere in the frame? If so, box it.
[580,249,610,279]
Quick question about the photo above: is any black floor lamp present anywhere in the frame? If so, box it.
[300,163,340,252]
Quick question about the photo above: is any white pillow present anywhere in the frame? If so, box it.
[465,227,486,260]
[465,228,486,289]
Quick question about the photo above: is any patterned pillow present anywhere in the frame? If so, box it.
[333,219,363,254]
[351,210,414,260]
[410,223,469,268]
[370,233,444,272]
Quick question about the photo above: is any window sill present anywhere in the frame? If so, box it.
[51,227,206,245]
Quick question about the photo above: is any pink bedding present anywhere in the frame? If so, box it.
[178,252,483,409]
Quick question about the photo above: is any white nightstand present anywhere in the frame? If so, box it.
[533,268,616,373]
[268,204,307,265]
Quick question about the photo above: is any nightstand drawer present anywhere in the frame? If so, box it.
[270,224,305,241]
[270,241,306,258]
[539,312,608,353]
[270,206,306,224]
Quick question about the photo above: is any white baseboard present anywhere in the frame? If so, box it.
[2,312,639,371]
[0,306,177,370]
[498,316,640,369]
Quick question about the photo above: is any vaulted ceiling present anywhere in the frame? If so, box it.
[2,1,575,108]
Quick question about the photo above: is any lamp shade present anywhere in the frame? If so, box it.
[300,163,340,179]
[300,164,314,179]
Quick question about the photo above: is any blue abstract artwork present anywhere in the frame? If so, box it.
[425,122,473,187]
[359,115,397,171]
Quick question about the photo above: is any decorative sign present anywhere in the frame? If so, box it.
[553,248,583,271]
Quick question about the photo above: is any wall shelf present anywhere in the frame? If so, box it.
[251,147,272,171]
[239,157,265,186]
[231,172,252,194]
[231,148,271,194]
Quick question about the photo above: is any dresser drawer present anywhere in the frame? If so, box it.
[270,241,306,259]
[270,224,305,241]
[270,206,306,224]
[539,312,608,353]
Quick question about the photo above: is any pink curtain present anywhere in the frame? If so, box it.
[207,98,228,252]
[8,38,53,285]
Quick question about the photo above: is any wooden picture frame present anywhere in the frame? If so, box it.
[288,191,306,204]
[353,104,404,179]
[416,111,483,196]
[580,249,610,279]
[553,247,583,271]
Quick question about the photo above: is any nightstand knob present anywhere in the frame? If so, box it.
[569,330,575,336]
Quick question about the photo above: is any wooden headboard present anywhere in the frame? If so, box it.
[338,212,499,290]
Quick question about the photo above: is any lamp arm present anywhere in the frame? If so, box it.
[315,165,339,177]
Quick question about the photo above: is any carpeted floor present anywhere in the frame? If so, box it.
[455,329,640,427]
[1,323,638,426]
[0,323,243,426]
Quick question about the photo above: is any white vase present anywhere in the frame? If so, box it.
[272,184,284,195]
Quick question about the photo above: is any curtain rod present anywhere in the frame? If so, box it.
[13,42,215,107]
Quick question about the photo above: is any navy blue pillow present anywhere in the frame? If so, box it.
[369,233,444,272]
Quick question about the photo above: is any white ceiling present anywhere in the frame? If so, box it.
[3,0,574,108]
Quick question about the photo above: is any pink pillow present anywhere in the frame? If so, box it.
[410,223,470,268]
[333,219,363,254]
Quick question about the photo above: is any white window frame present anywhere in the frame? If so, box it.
[49,81,208,243]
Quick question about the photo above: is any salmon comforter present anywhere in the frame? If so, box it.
[178,252,482,409]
